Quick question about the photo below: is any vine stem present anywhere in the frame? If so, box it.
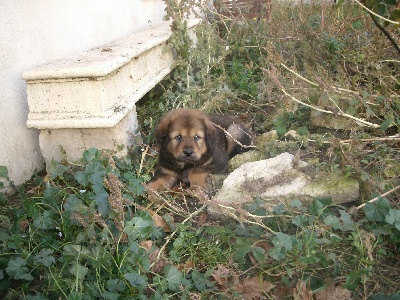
[151,203,208,268]
[350,0,399,25]
[355,185,400,210]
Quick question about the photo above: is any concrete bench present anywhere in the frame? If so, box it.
[23,19,200,164]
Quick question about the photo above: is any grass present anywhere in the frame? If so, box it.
[1,0,400,299]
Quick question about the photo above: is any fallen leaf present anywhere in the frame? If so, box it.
[212,264,231,287]
[315,282,352,300]
[151,212,172,232]
[292,281,313,300]
[197,211,209,225]
[178,260,194,272]
[234,276,275,299]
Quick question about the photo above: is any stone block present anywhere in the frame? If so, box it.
[22,19,201,164]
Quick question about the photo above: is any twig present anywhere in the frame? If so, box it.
[350,0,399,25]
[307,135,400,144]
[280,63,359,95]
[151,203,207,267]
[210,121,257,149]
[137,145,150,178]
[368,13,400,55]
[263,67,381,128]
[355,185,400,210]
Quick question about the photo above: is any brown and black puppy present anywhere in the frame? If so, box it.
[146,108,253,192]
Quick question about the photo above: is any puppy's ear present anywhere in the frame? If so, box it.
[204,117,217,149]
[155,116,170,149]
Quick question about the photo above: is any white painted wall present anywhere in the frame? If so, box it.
[0,0,166,187]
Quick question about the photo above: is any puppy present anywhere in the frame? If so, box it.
[146,108,253,192]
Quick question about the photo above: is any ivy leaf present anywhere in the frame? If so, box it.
[124,171,146,196]
[63,244,91,257]
[272,232,292,251]
[47,160,68,179]
[380,118,392,131]
[385,209,400,230]
[290,199,305,210]
[74,170,89,186]
[252,246,266,262]
[106,278,126,292]
[364,198,390,222]
[344,269,370,291]
[124,211,161,241]
[83,148,101,163]
[292,215,309,227]
[324,215,341,230]
[308,199,325,216]
[124,272,147,290]
[191,270,214,291]
[33,248,55,267]
[70,261,88,280]
[95,191,110,217]
[6,257,33,281]
[32,210,54,230]
[164,266,183,291]
[233,237,253,264]
[0,166,8,178]
[64,194,85,213]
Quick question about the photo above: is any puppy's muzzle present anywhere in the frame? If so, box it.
[183,147,194,157]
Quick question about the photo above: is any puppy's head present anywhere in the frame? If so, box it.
[155,109,215,162]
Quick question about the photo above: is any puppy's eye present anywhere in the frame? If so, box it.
[194,135,201,141]
[175,135,182,141]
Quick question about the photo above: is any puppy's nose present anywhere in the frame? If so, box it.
[183,148,193,157]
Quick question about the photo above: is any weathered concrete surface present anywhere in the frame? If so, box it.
[22,19,200,167]
[23,19,200,129]
[210,152,359,216]
[38,108,139,165]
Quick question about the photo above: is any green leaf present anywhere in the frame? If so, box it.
[106,278,127,292]
[364,198,390,222]
[368,293,400,300]
[380,118,392,131]
[344,269,370,291]
[324,215,341,229]
[352,21,363,29]
[164,266,183,291]
[373,3,387,16]
[69,261,88,280]
[124,211,161,241]
[63,244,91,257]
[308,199,325,216]
[124,272,147,290]
[383,0,397,5]
[100,292,122,300]
[393,9,400,21]
[272,232,292,251]
[33,248,56,267]
[95,191,110,217]
[385,209,400,230]
[74,170,88,186]
[296,126,309,136]
[6,257,32,281]
[252,246,266,262]
[290,199,304,210]
[32,210,54,230]
[191,270,214,292]
[64,194,85,213]
[233,237,253,264]
[0,166,8,178]
[292,215,308,227]
[83,148,101,163]
[269,246,287,260]
[47,160,68,179]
